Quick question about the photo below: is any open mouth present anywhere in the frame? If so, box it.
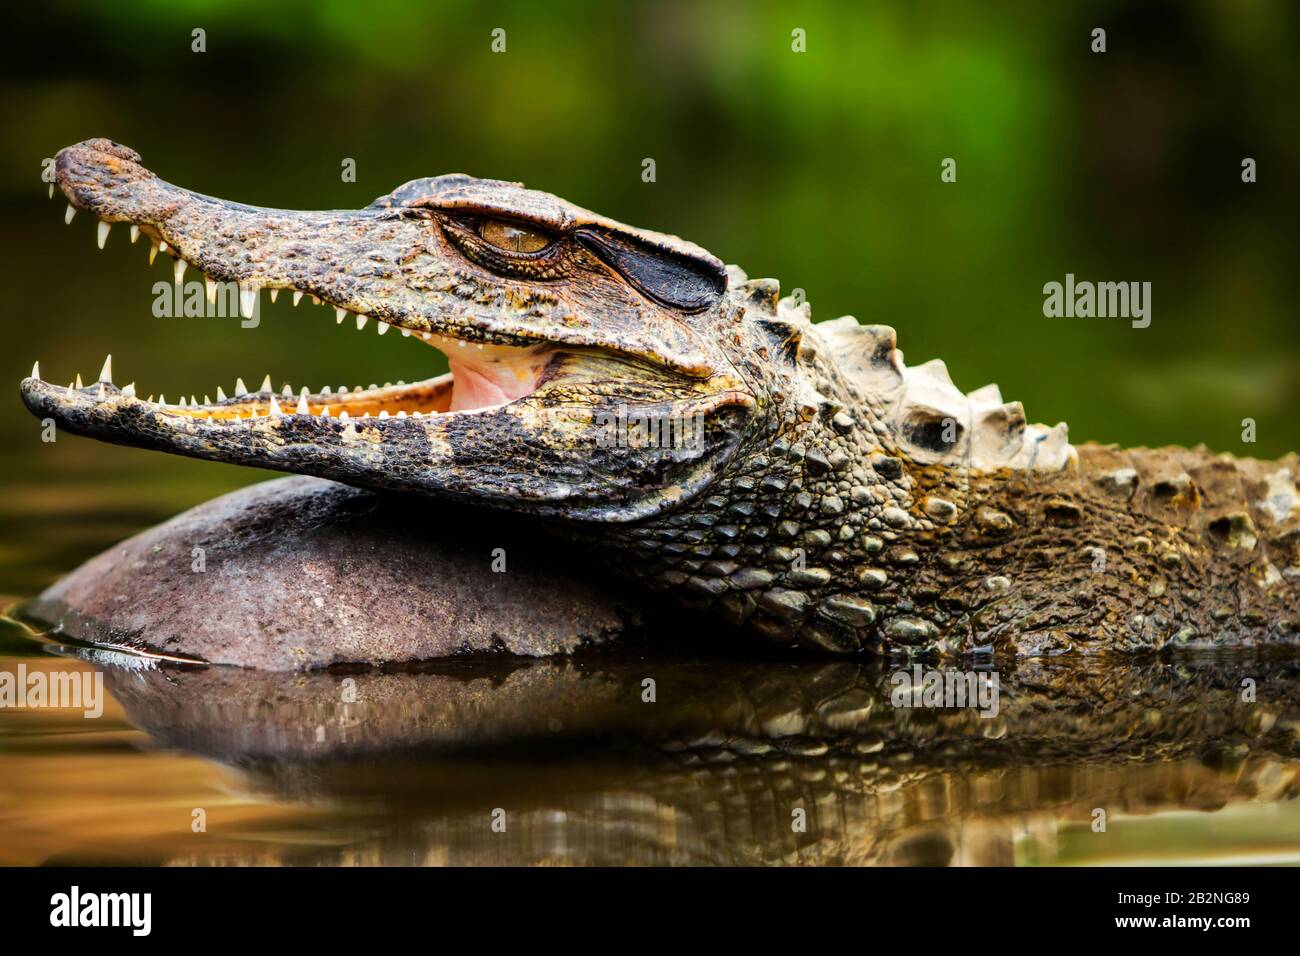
[37,204,557,424]
[24,139,758,517]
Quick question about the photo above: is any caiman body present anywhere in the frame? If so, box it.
[21,139,1300,659]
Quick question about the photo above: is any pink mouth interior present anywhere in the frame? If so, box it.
[432,337,551,413]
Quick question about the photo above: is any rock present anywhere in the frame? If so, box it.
[19,476,640,669]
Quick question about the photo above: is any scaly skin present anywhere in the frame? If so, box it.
[21,139,1300,657]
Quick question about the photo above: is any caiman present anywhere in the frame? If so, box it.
[20,139,1300,658]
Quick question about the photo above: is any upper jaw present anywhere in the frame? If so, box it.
[54,138,722,374]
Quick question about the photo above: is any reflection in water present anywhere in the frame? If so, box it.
[3,634,1298,866]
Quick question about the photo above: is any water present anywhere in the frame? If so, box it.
[2,464,1299,866]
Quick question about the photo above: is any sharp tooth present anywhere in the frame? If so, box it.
[311,295,321,305]
[216,386,228,401]
[368,383,378,390]
[97,221,111,248]
[338,410,350,422]
[362,412,371,419]
[355,313,368,330]
[97,383,106,399]
[354,385,362,393]
[335,308,346,324]
[179,396,188,408]
[281,383,292,398]
[339,386,349,393]
[206,276,217,304]
[376,320,388,335]
[458,340,467,348]
[318,405,331,417]
[396,410,407,418]
[75,373,83,389]
[422,333,431,341]
[292,291,303,306]
[235,377,248,397]
[239,284,258,318]
[65,205,76,225]
[190,395,198,406]
[97,354,112,383]
[174,258,186,283]
[129,225,140,244]
[49,184,54,199]
[322,386,333,394]
[260,374,273,393]
[146,394,154,403]
[269,288,279,303]
[401,328,410,337]
[296,393,309,414]
[378,410,389,419]
[159,393,167,406]
[413,411,422,418]
[149,242,159,265]
[122,383,136,397]
[204,394,212,404]
[30,361,39,380]
[159,241,168,254]
[269,395,283,416]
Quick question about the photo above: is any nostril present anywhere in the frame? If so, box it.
[104,140,142,163]
[70,138,143,165]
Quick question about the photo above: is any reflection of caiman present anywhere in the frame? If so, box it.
[20,139,1300,662]
[94,652,1300,865]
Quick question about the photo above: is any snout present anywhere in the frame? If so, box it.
[56,138,176,223]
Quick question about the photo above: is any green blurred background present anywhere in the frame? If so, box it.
[1,0,1297,592]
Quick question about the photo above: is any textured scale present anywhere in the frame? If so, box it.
[603,268,1300,657]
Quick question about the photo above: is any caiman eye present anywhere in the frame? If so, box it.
[441,215,565,280]
[479,219,551,254]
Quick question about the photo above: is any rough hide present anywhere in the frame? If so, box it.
[21,476,639,669]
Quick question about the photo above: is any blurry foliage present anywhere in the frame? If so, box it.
[1,0,1297,504]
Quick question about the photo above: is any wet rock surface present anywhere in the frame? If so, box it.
[21,476,642,669]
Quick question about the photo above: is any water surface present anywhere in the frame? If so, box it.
[2,465,1299,866]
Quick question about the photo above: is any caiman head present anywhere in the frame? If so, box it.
[22,139,771,522]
